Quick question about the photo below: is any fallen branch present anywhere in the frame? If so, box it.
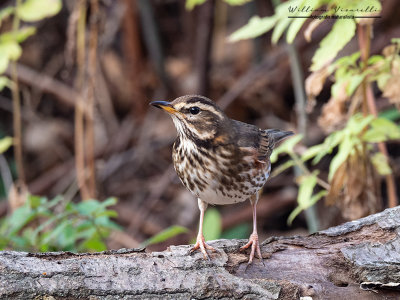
[1,207,400,299]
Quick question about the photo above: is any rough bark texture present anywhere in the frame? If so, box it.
[2,207,400,299]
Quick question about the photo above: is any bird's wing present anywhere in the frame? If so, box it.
[232,120,269,162]
[232,120,293,162]
[257,130,274,162]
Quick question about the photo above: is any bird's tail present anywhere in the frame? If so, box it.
[265,129,294,144]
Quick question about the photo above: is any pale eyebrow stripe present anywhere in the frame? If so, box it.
[175,101,224,120]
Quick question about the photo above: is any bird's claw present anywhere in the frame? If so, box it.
[240,232,264,266]
[190,235,216,260]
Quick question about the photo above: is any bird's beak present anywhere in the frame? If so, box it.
[150,101,178,115]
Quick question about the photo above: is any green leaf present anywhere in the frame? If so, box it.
[31,211,70,244]
[0,136,13,153]
[312,131,345,164]
[0,7,14,25]
[185,0,206,10]
[7,205,36,235]
[0,55,9,75]
[346,73,365,96]
[40,219,69,246]
[347,114,375,136]
[288,173,326,225]
[83,235,107,251]
[286,0,320,43]
[76,200,101,216]
[353,0,382,18]
[363,117,400,142]
[379,109,400,121]
[287,206,303,226]
[221,223,251,239]
[0,76,11,91]
[141,225,188,247]
[76,219,93,231]
[368,55,384,65]
[329,135,355,181]
[95,210,118,218]
[272,17,291,44]
[288,190,326,225]
[286,17,306,44]
[311,19,356,71]
[75,227,97,240]
[392,38,400,45]
[301,144,324,162]
[271,0,302,44]
[271,159,295,177]
[44,195,64,209]
[17,0,62,22]
[203,208,222,241]
[0,41,22,60]
[57,223,77,248]
[28,195,43,209]
[335,51,361,68]
[376,73,391,91]
[270,134,302,162]
[223,0,252,5]
[14,230,32,249]
[94,216,121,230]
[371,118,400,139]
[229,16,277,42]
[371,152,392,176]
[100,197,117,208]
[0,27,36,43]
[0,41,22,72]
[362,128,383,143]
[297,173,318,208]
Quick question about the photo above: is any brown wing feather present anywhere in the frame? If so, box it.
[257,130,274,162]
[232,120,293,162]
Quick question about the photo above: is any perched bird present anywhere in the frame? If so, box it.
[150,95,293,264]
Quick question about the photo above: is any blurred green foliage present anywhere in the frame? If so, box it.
[221,223,251,239]
[0,195,120,252]
[0,0,62,90]
[185,0,251,10]
[203,208,250,240]
[0,136,13,154]
[229,0,381,70]
[141,225,188,247]
[271,114,400,224]
[16,0,61,22]
[186,208,250,245]
[226,0,400,223]
[144,207,250,248]
[203,208,222,241]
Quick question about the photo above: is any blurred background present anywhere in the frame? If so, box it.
[0,0,399,253]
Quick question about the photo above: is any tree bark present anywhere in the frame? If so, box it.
[2,207,400,299]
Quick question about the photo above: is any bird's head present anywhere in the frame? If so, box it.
[150,95,229,141]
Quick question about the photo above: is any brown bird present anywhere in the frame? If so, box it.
[151,95,293,264]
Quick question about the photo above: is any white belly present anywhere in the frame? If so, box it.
[196,164,270,205]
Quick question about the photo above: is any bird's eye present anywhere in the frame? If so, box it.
[189,106,200,115]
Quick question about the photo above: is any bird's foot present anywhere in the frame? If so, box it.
[240,232,264,266]
[190,234,216,260]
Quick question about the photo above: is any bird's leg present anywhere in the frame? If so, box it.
[190,198,216,260]
[240,194,264,265]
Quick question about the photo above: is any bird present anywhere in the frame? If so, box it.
[150,95,293,264]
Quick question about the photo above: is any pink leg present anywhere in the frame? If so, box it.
[240,194,264,265]
[190,199,216,260]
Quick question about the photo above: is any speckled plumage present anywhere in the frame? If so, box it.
[151,95,293,263]
[169,96,290,205]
